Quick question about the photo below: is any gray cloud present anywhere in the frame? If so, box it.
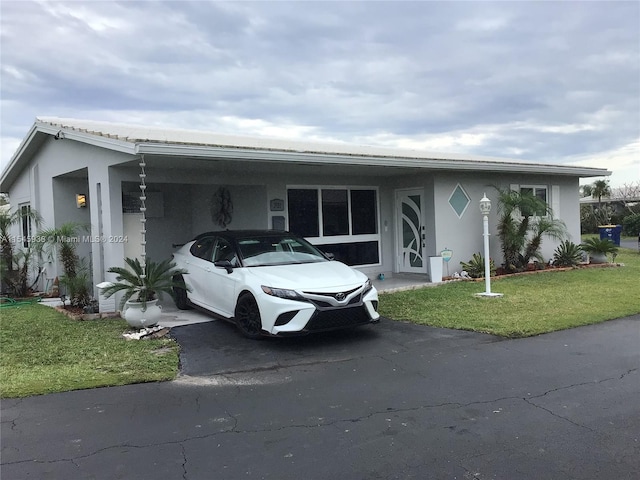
[1,0,638,185]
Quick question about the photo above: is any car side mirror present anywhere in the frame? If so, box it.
[214,260,234,274]
[325,252,335,260]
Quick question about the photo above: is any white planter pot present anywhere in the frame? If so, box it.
[122,299,162,328]
[588,253,608,264]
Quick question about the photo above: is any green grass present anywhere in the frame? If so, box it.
[2,247,638,398]
[379,248,640,338]
[0,305,179,398]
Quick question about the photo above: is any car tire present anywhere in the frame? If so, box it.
[173,275,190,310]
[235,293,263,339]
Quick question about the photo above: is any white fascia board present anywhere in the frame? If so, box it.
[136,143,611,177]
[36,124,136,155]
[1,124,40,188]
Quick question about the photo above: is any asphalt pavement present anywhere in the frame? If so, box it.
[2,316,639,479]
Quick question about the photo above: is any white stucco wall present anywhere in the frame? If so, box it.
[4,134,586,294]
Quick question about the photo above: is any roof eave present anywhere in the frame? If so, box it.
[136,143,611,177]
[1,122,137,192]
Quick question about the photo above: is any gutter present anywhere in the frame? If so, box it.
[136,143,611,177]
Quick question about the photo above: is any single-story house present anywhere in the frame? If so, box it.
[1,117,609,301]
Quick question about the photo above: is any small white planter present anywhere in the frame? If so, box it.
[588,253,608,264]
[122,299,162,328]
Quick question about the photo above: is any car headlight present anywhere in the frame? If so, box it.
[261,286,308,302]
[363,278,373,294]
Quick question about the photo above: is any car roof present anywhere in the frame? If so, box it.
[192,230,291,242]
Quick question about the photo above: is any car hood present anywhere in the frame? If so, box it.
[246,261,369,291]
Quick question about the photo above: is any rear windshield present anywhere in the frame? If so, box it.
[237,235,328,267]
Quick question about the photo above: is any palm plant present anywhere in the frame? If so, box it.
[460,252,496,278]
[522,216,568,265]
[552,241,584,267]
[40,222,88,278]
[495,187,567,273]
[0,207,43,296]
[580,237,618,264]
[102,257,189,309]
[590,179,611,208]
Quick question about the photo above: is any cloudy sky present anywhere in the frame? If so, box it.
[1,0,638,187]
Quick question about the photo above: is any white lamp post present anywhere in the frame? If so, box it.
[476,193,503,298]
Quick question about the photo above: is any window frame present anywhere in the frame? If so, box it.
[519,184,549,218]
[286,185,381,266]
[19,203,32,248]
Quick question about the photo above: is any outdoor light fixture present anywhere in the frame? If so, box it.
[76,193,87,208]
[476,193,503,298]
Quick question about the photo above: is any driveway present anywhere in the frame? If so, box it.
[2,316,639,479]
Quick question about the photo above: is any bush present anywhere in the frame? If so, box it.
[460,253,496,278]
[552,241,584,267]
[622,213,640,236]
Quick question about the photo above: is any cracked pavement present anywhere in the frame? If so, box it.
[2,316,639,479]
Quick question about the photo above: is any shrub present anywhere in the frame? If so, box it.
[552,241,584,267]
[460,253,496,278]
[622,213,640,236]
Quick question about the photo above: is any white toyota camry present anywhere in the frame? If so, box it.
[171,230,380,338]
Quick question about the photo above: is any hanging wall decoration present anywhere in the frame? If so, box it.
[211,187,233,228]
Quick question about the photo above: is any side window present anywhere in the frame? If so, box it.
[212,238,238,266]
[20,204,32,248]
[520,186,548,217]
[190,237,215,261]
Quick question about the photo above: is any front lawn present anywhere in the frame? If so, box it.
[0,306,179,398]
[379,248,640,338]
[2,249,638,399]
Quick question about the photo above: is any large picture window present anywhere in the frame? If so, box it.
[287,189,319,237]
[287,187,379,266]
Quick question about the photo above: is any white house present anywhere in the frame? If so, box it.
[1,117,609,297]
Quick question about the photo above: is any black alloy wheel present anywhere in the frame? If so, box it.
[235,293,263,339]
[173,275,190,310]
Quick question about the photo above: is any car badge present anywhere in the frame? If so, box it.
[335,292,346,301]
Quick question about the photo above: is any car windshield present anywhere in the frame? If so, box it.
[237,235,329,267]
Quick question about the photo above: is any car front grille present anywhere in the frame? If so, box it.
[307,294,362,309]
[305,305,372,332]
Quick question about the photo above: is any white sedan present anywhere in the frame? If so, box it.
[171,230,380,338]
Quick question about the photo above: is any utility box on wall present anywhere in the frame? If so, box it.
[96,282,116,313]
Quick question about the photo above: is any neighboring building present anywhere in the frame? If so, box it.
[0,117,609,296]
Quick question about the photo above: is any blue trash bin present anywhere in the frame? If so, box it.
[598,225,622,246]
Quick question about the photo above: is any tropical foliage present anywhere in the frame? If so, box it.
[102,257,189,309]
[552,241,584,267]
[39,222,92,307]
[40,222,88,278]
[460,252,496,278]
[622,213,640,236]
[494,187,567,273]
[0,207,43,297]
[580,237,619,257]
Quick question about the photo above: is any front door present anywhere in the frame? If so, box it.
[396,189,425,273]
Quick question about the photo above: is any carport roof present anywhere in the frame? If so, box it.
[1,116,610,190]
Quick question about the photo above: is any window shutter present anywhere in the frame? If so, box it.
[510,184,520,219]
[551,185,560,217]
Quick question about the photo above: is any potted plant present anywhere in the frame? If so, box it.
[102,257,188,328]
[579,237,618,264]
